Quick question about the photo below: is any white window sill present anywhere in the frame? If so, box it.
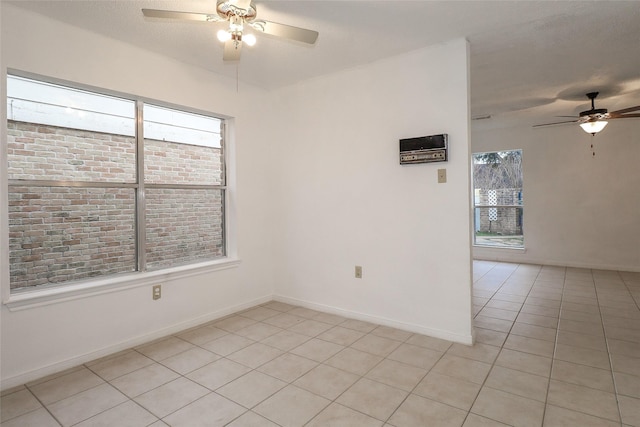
[4,258,241,312]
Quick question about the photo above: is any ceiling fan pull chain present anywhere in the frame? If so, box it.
[590,134,596,157]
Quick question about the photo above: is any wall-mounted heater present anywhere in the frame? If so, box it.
[399,134,448,164]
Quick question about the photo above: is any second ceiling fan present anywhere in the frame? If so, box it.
[142,0,319,61]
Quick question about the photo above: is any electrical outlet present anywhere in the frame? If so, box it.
[152,285,161,300]
[437,168,447,183]
[355,266,363,279]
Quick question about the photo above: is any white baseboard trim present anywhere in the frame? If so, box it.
[473,254,640,273]
[0,295,273,391]
[274,295,474,346]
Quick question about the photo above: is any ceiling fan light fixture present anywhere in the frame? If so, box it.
[217,29,231,42]
[580,120,608,135]
[243,33,256,46]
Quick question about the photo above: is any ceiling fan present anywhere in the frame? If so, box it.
[534,92,640,135]
[142,0,319,61]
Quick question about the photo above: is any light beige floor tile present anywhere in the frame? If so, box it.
[386,343,443,370]
[260,330,311,351]
[615,371,640,398]
[325,347,384,376]
[478,307,519,322]
[261,301,297,312]
[226,342,283,369]
[485,299,522,311]
[388,394,467,427]
[0,385,26,398]
[608,338,640,357]
[365,359,427,391]
[200,334,254,357]
[225,410,280,427]
[159,346,220,375]
[307,402,383,427]
[515,312,558,329]
[446,342,500,364]
[288,307,323,319]
[510,322,557,342]
[561,301,600,314]
[313,312,348,325]
[520,304,560,318]
[133,377,209,419]
[88,350,155,381]
[110,362,180,398]
[177,325,227,346]
[611,353,640,376]
[234,322,282,341]
[0,407,60,427]
[558,318,605,336]
[48,383,128,427]
[431,354,492,385]
[217,371,286,408]
[491,293,527,304]
[257,353,318,383]
[618,395,640,426]
[262,313,306,329]
[462,413,510,426]
[73,400,157,427]
[317,326,365,346]
[474,327,508,347]
[288,319,334,337]
[0,389,42,423]
[163,392,246,427]
[290,338,344,362]
[405,334,452,352]
[186,358,251,390]
[29,367,105,405]
[495,348,552,378]
[351,334,402,357]
[554,343,611,370]
[503,334,555,357]
[254,385,330,427]
[370,325,413,342]
[470,386,545,427]
[336,378,407,421]
[214,315,257,332]
[556,329,607,352]
[547,379,620,422]
[413,371,481,411]
[339,319,378,333]
[239,306,280,321]
[551,359,614,392]
[293,364,359,400]
[484,365,548,401]
[543,404,620,427]
[473,315,513,333]
[525,296,561,309]
[26,365,86,388]
[135,337,194,362]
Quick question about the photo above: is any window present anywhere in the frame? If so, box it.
[472,150,523,248]
[7,74,225,292]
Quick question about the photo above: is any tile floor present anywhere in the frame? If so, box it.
[1,260,639,426]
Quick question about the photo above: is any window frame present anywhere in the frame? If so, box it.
[472,149,524,250]
[3,70,238,310]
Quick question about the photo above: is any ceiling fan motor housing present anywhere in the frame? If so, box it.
[217,0,257,21]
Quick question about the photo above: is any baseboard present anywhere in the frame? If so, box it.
[273,295,474,345]
[0,295,273,391]
[473,252,640,273]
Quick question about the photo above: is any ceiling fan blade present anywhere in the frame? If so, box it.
[249,20,318,44]
[609,113,640,119]
[609,105,640,115]
[532,119,578,128]
[223,39,242,61]
[142,9,221,22]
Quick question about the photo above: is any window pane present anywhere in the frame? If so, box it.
[474,206,523,247]
[145,188,224,270]
[8,186,136,290]
[473,150,523,248]
[7,75,136,183]
[144,104,223,185]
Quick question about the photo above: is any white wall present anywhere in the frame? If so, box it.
[472,121,640,271]
[0,4,279,388]
[271,39,474,343]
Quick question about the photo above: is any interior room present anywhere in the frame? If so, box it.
[1,1,639,426]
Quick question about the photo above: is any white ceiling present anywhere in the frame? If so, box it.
[8,0,640,130]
